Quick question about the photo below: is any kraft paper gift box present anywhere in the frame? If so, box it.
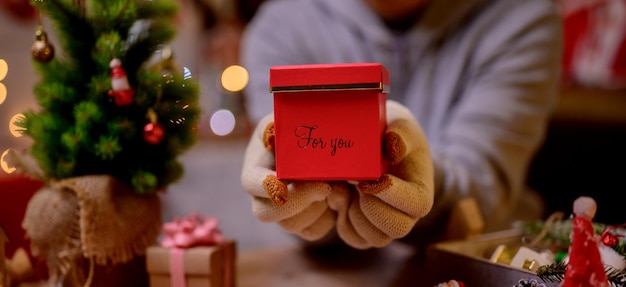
[146,240,236,287]
[270,63,389,180]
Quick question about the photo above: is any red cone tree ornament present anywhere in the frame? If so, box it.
[562,197,609,287]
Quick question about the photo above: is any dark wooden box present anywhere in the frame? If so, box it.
[424,229,559,287]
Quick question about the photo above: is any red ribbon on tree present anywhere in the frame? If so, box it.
[601,223,626,250]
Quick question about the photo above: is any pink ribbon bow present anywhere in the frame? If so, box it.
[161,213,224,248]
[160,213,225,287]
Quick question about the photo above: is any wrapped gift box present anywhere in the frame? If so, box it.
[270,63,388,180]
[425,229,559,286]
[146,240,236,287]
[0,173,47,283]
[0,173,42,258]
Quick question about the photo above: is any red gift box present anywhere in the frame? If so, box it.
[0,173,48,282]
[270,63,388,180]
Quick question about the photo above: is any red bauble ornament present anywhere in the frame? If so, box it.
[143,122,164,144]
[600,223,626,249]
[602,233,620,248]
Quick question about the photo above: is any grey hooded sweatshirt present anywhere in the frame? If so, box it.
[241,0,562,235]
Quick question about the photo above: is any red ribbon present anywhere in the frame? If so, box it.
[600,222,626,250]
[160,213,227,287]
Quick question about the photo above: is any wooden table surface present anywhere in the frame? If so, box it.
[237,242,418,287]
[19,243,418,287]
[18,240,559,287]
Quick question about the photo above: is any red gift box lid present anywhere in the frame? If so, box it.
[270,63,389,92]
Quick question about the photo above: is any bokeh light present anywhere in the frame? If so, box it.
[220,65,249,92]
[183,67,192,80]
[0,59,7,80]
[210,109,236,136]
[1,149,16,174]
[9,113,26,137]
[0,83,6,105]
[0,59,6,105]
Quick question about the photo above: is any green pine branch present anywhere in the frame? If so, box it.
[515,219,610,252]
[537,262,626,286]
[33,0,96,84]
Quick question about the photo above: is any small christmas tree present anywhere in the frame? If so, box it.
[19,0,200,194]
[9,0,201,285]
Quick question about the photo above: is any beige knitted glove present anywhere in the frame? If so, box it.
[328,101,434,249]
[241,114,336,241]
[241,101,434,247]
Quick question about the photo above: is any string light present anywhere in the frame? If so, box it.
[183,67,192,80]
[0,83,6,106]
[0,59,7,80]
[1,149,16,174]
[9,113,26,137]
[220,65,248,92]
[0,59,6,105]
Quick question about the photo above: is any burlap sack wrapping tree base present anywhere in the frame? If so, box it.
[22,175,161,287]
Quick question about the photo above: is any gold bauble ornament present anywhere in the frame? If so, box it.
[31,25,54,63]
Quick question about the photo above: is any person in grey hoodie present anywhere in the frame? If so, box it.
[239,0,562,248]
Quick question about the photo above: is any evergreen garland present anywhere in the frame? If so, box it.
[18,0,200,193]
[536,262,626,287]
[515,217,610,252]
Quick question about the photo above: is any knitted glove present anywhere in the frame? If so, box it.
[327,101,434,248]
[241,114,336,241]
[240,100,434,247]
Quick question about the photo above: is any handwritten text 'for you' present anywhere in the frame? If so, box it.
[294,125,354,156]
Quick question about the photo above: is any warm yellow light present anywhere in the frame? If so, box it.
[1,149,16,174]
[0,59,7,81]
[220,65,249,92]
[9,113,26,137]
[0,83,6,105]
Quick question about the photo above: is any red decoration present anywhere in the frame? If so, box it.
[144,122,164,144]
[602,233,619,249]
[557,0,626,88]
[0,174,48,281]
[600,223,626,249]
[108,58,135,106]
[562,197,609,287]
[0,0,36,21]
[270,63,388,180]
[108,89,135,106]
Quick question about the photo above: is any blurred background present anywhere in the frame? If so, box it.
[1,0,626,254]
[0,0,265,147]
